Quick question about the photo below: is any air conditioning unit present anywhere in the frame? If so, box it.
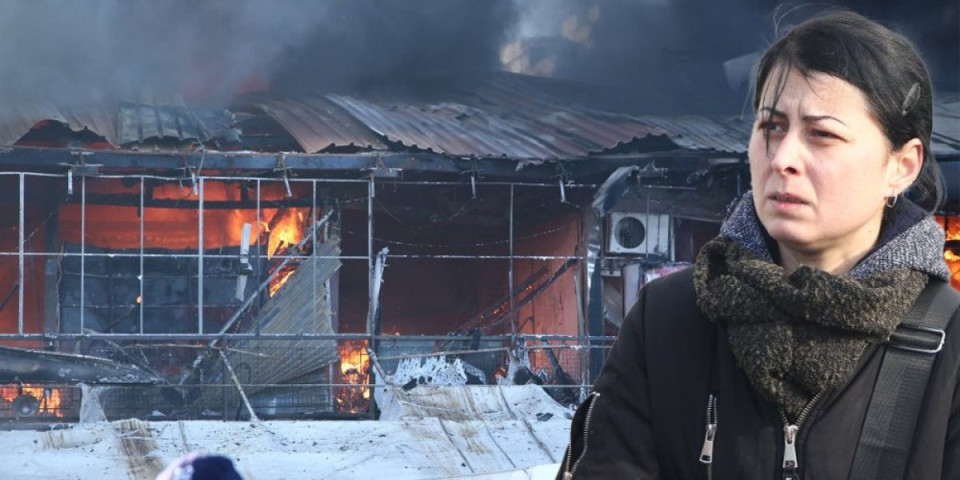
[607,212,672,257]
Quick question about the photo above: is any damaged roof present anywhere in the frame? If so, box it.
[256,74,756,158]
[0,102,118,146]
[0,95,231,148]
[1,72,958,160]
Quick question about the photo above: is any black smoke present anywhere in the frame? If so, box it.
[538,0,767,113]
[0,0,329,108]
[505,0,957,113]
[0,0,952,115]
[0,0,519,108]
[268,0,519,95]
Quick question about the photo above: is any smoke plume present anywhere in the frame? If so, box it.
[269,0,518,95]
[0,0,332,108]
[0,0,952,115]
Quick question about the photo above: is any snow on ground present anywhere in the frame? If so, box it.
[0,385,572,479]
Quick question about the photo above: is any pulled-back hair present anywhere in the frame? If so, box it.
[753,10,943,212]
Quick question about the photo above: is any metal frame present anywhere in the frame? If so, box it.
[0,170,601,342]
[0,146,724,181]
[0,162,708,419]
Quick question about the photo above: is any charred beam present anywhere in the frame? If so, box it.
[43,209,60,337]
[60,194,313,210]
[0,345,163,385]
[0,147,727,182]
[0,282,18,314]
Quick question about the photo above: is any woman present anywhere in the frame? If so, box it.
[558,10,959,479]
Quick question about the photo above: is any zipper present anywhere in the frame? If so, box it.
[699,393,718,480]
[778,390,825,480]
[563,392,600,480]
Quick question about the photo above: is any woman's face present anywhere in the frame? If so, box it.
[749,68,918,268]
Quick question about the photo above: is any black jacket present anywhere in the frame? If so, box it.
[559,267,960,479]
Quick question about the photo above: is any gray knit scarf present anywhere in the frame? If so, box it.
[694,193,950,420]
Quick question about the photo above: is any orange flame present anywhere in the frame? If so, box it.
[336,340,370,414]
[267,208,305,259]
[936,216,960,291]
[58,179,297,250]
[266,208,307,297]
[0,385,63,417]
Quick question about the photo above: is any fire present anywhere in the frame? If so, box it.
[0,385,63,417]
[266,208,307,297]
[267,208,305,259]
[336,340,370,414]
[936,216,960,291]
[55,178,315,300]
[59,179,300,250]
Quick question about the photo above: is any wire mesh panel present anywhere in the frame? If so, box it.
[0,334,614,425]
[522,337,615,407]
[72,338,341,421]
[0,172,624,426]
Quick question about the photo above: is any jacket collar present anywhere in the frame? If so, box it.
[718,192,950,282]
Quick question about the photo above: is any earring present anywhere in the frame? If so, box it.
[885,193,899,208]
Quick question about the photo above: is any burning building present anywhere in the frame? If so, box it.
[0,75,952,422]
[0,72,747,420]
[0,1,954,423]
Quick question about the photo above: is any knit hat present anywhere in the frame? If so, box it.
[156,452,243,480]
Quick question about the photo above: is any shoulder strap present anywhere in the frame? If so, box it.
[850,280,960,480]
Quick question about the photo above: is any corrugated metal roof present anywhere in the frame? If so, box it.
[448,73,753,154]
[234,74,704,159]
[0,95,219,148]
[255,96,387,153]
[274,74,755,159]
[0,103,119,147]
[116,96,212,145]
[633,114,753,153]
[327,94,570,159]
[1,73,956,161]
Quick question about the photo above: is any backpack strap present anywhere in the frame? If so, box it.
[850,280,960,480]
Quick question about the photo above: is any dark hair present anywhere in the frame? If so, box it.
[753,10,943,212]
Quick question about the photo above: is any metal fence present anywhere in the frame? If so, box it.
[0,171,620,424]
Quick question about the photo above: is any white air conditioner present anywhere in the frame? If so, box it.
[607,212,672,257]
